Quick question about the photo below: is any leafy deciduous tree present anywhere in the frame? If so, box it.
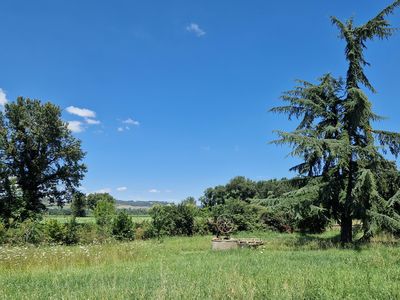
[0,97,86,223]
[86,193,116,210]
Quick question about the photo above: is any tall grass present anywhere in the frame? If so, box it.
[1,231,399,299]
[42,215,151,224]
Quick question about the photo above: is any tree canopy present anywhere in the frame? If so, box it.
[0,97,86,223]
[271,1,400,243]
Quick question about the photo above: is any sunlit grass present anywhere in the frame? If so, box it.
[1,231,400,299]
[42,215,151,224]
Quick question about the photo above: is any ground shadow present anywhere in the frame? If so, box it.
[291,231,400,251]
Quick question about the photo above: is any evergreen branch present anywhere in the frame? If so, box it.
[374,130,400,157]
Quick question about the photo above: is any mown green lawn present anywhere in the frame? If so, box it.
[1,231,399,299]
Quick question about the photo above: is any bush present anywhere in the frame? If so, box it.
[210,199,262,232]
[43,218,79,245]
[44,219,65,243]
[71,192,87,217]
[94,200,116,233]
[0,221,6,244]
[175,203,196,236]
[76,223,102,244]
[149,203,198,238]
[7,219,44,244]
[63,218,79,245]
[134,220,156,240]
[112,211,134,240]
[149,205,176,239]
[193,216,210,235]
[260,210,294,233]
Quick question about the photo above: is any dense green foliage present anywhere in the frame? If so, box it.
[93,200,116,233]
[112,211,135,240]
[71,192,87,217]
[86,193,116,210]
[149,202,197,239]
[200,176,301,207]
[271,1,400,242]
[0,97,86,224]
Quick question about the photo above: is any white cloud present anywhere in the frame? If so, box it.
[148,189,161,193]
[117,127,124,132]
[0,88,8,106]
[66,106,96,118]
[85,118,101,125]
[117,186,127,192]
[186,23,206,37]
[123,118,140,126]
[67,121,84,133]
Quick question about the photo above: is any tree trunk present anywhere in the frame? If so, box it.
[340,213,352,243]
[341,152,354,244]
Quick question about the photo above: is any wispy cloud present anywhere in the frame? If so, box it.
[186,23,206,37]
[85,118,101,125]
[123,118,140,126]
[0,88,8,106]
[67,121,84,133]
[148,189,161,193]
[66,106,96,118]
[117,186,127,192]
[118,117,140,132]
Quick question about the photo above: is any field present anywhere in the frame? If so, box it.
[1,230,400,299]
[42,215,151,224]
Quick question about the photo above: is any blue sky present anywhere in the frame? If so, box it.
[1,0,399,202]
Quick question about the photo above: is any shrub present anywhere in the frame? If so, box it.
[0,221,6,244]
[44,219,65,243]
[8,219,44,244]
[134,220,156,240]
[149,205,176,239]
[260,210,294,233]
[149,203,198,238]
[43,218,79,245]
[210,199,262,232]
[175,203,196,236]
[62,218,79,245]
[71,192,87,217]
[77,223,101,244]
[193,216,210,235]
[94,200,116,233]
[112,211,134,240]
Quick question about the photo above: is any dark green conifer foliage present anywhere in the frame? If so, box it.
[271,1,400,243]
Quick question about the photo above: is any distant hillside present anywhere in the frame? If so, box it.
[116,200,170,209]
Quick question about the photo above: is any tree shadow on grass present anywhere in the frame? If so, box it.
[292,231,400,251]
[292,232,343,250]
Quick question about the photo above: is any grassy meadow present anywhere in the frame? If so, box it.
[42,215,151,224]
[1,230,400,299]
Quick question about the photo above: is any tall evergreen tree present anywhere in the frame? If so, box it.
[272,1,400,243]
